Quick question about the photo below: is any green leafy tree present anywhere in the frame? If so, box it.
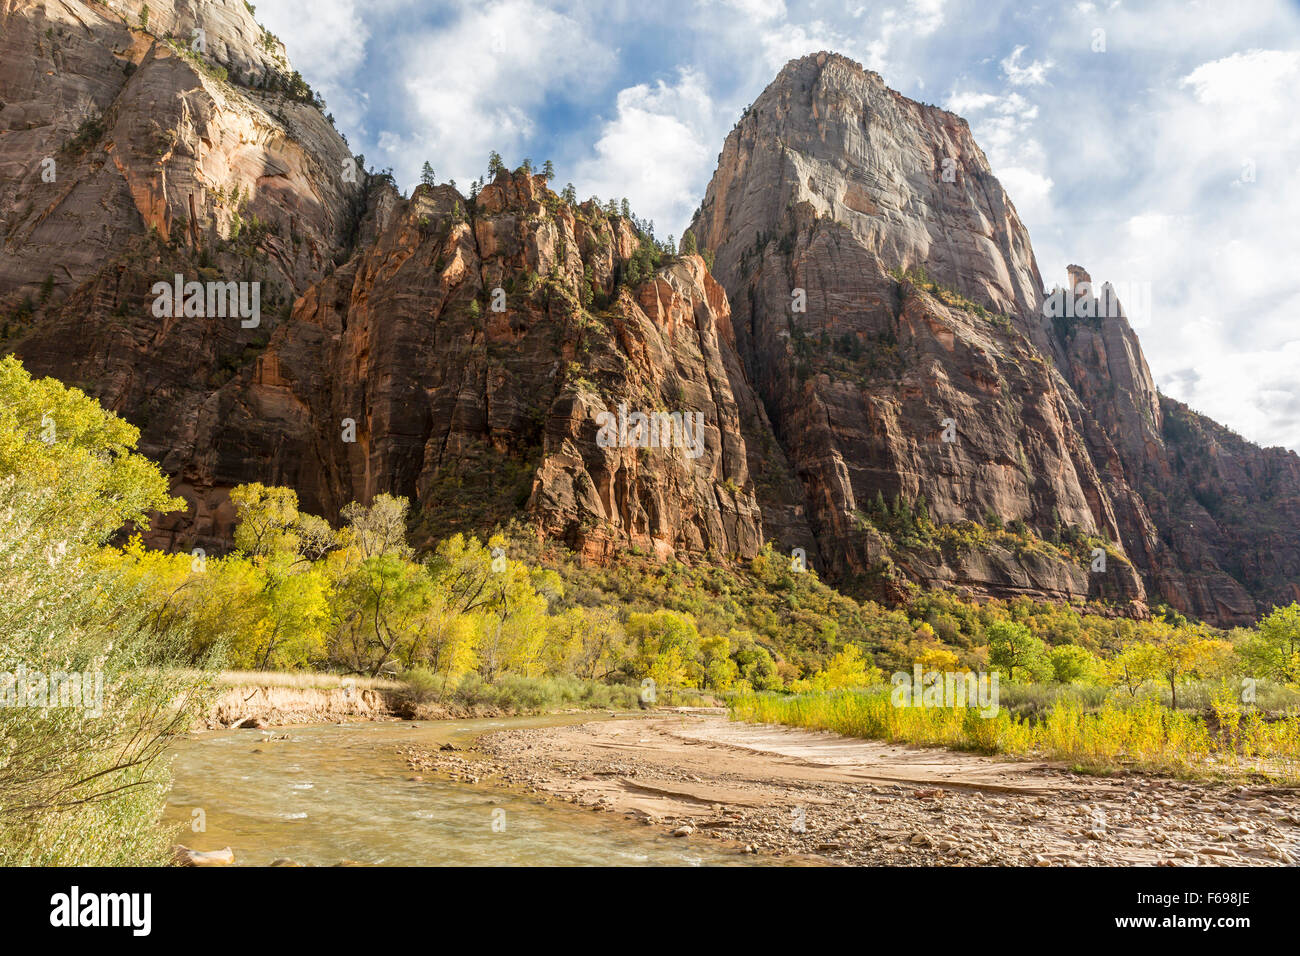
[732,635,781,690]
[228,483,333,668]
[627,610,703,692]
[338,493,412,562]
[1242,603,1300,684]
[987,620,1051,682]
[811,644,882,690]
[1145,624,1232,709]
[1049,644,1100,683]
[331,553,435,674]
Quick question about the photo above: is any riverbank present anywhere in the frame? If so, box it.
[403,711,1300,866]
[200,672,680,728]
[202,674,401,728]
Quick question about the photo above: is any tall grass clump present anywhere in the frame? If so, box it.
[440,673,640,713]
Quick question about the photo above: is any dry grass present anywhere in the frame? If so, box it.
[213,670,403,690]
[730,687,1300,783]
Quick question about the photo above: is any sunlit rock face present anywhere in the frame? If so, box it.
[4,17,1296,624]
[691,51,1299,623]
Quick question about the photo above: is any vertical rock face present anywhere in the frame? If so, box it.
[1049,269,1300,624]
[691,51,1300,624]
[2,0,365,550]
[2,0,792,570]
[1,0,354,302]
[5,19,1297,625]
[690,52,1143,608]
[162,172,779,562]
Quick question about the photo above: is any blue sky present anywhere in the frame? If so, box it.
[257,0,1300,452]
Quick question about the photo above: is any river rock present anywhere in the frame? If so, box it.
[174,844,235,867]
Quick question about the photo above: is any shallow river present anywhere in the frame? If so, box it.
[165,715,766,866]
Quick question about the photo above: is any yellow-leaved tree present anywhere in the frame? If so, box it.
[0,356,215,865]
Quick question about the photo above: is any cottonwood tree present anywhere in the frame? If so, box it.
[1242,603,1300,684]
[228,483,332,668]
[987,620,1051,682]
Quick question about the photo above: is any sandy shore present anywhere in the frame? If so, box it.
[404,709,1300,866]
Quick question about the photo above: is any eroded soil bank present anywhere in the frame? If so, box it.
[201,681,565,728]
[404,711,1300,866]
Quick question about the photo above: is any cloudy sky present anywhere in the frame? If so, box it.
[257,0,1300,451]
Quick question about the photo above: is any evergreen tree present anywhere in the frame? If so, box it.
[420,162,436,187]
[562,183,577,204]
[896,495,914,531]
[915,495,930,527]
[488,151,505,177]
[542,159,555,179]
[682,229,698,256]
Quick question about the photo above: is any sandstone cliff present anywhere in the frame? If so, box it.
[689,51,1300,624]
[5,12,1295,625]
[157,171,794,563]
[689,52,1144,609]
[1049,267,1300,623]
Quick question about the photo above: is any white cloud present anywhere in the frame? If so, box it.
[573,70,718,240]
[715,0,787,20]
[907,0,948,36]
[1180,48,1300,104]
[1000,45,1054,85]
[997,167,1054,223]
[944,88,1051,221]
[383,0,615,188]
[1036,41,1300,449]
[944,91,999,113]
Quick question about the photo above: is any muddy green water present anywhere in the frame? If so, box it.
[165,715,765,866]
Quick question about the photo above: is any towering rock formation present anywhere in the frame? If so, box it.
[4,10,1296,625]
[689,52,1143,609]
[0,0,354,303]
[148,172,789,563]
[1049,267,1300,624]
[1,1,799,565]
[689,51,1300,624]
